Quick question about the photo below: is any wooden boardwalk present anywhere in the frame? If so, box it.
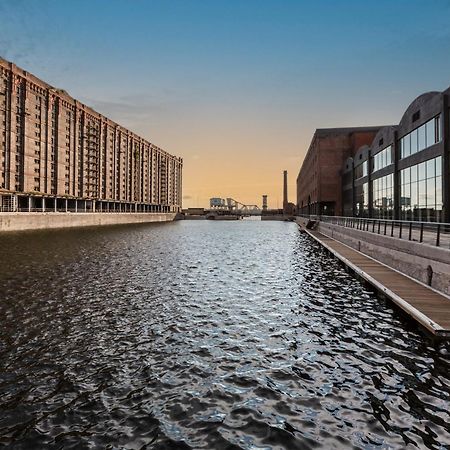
[305,228,450,338]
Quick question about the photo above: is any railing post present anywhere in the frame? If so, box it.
[391,221,394,237]
[436,224,441,247]
[408,222,412,241]
[399,221,403,239]
[420,223,424,243]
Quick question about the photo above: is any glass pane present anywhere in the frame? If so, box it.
[386,174,392,188]
[418,180,426,206]
[410,129,418,155]
[410,164,417,182]
[436,115,441,142]
[403,167,410,184]
[426,178,435,208]
[410,182,418,208]
[418,124,426,151]
[402,184,411,207]
[426,119,435,147]
[436,176,442,208]
[404,134,411,157]
[418,162,426,181]
[426,158,435,179]
[435,156,442,176]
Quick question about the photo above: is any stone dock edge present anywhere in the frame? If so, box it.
[0,212,177,232]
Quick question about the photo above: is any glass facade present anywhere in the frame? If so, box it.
[400,156,443,222]
[372,174,394,219]
[400,115,441,159]
[355,182,369,217]
[372,146,392,172]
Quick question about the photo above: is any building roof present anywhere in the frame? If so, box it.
[314,126,390,137]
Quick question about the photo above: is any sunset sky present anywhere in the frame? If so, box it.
[1,0,450,208]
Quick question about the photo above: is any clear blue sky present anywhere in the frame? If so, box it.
[1,0,449,207]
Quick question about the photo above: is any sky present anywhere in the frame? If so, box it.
[1,0,450,208]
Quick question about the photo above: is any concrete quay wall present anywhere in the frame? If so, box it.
[297,218,450,296]
[261,215,295,221]
[0,212,176,232]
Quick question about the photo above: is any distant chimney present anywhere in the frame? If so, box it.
[262,195,268,211]
[283,170,288,210]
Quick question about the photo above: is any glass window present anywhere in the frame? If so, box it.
[399,156,443,222]
[372,173,394,219]
[410,182,418,208]
[410,164,417,183]
[426,178,435,208]
[400,115,441,160]
[426,158,435,179]
[426,120,435,148]
[362,160,368,177]
[402,183,411,207]
[436,156,442,176]
[403,134,411,158]
[418,162,426,181]
[403,166,410,184]
[410,129,418,155]
[418,124,426,151]
[436,116,441,142]
[418,180,426,206]
[436,177,442,208]
[372,146,392,173]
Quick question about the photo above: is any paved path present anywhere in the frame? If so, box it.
[305,228,450,338]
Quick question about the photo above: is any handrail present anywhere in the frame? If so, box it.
[298,214,450,248]
[298,214,450,227]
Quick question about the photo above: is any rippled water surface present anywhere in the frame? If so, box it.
[1,220,450,449]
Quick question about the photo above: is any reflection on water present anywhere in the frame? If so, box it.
[0,220,449,449]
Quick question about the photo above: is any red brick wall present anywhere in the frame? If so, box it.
[297,129,378,215]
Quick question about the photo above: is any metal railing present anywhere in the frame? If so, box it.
[299,214,450,249]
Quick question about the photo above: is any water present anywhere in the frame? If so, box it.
[0,220,449,449]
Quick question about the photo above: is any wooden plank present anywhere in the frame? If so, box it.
[305,229,450,338]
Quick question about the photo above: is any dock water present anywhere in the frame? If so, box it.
[303,227,450,338]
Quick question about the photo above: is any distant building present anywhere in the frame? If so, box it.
[0,58,182,212]
[296,127,382,216]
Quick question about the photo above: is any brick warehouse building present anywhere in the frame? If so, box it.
[296,127,383,216]
[341,87,450,223]
[0,58,182,213]
[297,84,450,223]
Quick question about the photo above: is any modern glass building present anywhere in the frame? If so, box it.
[341,87,449,223]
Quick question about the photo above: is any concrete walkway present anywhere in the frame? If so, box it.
[304,228,450,338]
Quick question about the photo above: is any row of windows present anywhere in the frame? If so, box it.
[372,174,394,219]
[351,156,443,222]
[354,160,368,180]
[352,115,442,182]
[400,156,443,222]
[373,145,393,173]
[399,115,441,159]
[355,182,369,216]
